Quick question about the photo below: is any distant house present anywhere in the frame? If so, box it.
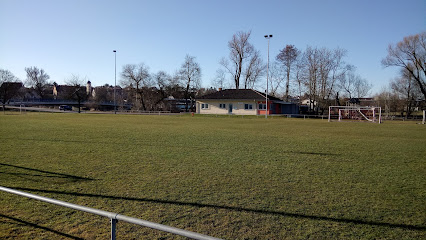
[53,83,76,100]
[300,99,317,113]
[196,89,298,115]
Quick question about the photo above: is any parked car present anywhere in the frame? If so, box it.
[59,105,72,111]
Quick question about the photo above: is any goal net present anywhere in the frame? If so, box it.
[328,106,382,123]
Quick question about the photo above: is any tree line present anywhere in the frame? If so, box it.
[213,30,424,115]
[378,31,425,118]
[0,55,213,112]
[2,30,424,115]
[121,55,203,111]
[214,30,372,114]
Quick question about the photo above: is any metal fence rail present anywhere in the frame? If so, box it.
[0,186,222,240]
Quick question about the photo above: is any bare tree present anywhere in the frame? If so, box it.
[339,68,371,99]
[221,30,262,89]
[354,77,371,99]
[318,48,352,113]
[339,70,358,99]
[276,45,300,101]
[0,69,23,113]
[121,63,151,111]
[301,46,321,113]
[243,50,265,89]
[268,62,285,97]
[155,71,172,90]
[382,31,426,100]
[0,69,19,85]
[178,55,201,111]
[25,66,50,99]
[390,68,422,118]
[300,46,352,113]
[375,87,393,118]
[66,75,89,113]
[294,57,306,102]
[150,71,172,110]
[212,68,227,90]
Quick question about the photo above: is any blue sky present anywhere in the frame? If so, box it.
[1,0,425,94]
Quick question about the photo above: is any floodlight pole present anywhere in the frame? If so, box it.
[113,50,117,114]
[264,35,272,118]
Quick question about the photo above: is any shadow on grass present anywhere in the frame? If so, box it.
[290,151,338,156]
[0,163,96,182]
[6,186,425,231]
[0,213,84,240]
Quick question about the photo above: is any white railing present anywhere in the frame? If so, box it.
[0,186,222,240]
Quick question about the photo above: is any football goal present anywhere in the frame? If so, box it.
[328,106,382,123]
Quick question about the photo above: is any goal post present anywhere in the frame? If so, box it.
[328,106,382,123]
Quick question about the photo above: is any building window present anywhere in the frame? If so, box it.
[201,103,209,109]
[244,104,253,110]
[259,103,266,110]
[219,103,226,109]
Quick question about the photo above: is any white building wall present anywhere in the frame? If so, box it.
[196,100,258,115]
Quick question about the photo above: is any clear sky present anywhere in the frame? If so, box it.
[1,0,425,95]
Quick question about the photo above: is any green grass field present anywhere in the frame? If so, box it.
[0,113,425,239]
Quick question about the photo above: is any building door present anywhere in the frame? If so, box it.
[228,104,233,114]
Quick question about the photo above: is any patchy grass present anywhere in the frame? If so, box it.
[0,113,425,239]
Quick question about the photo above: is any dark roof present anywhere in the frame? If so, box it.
[197,89,282,101]
[55,85,75,92]
[0,82,23,89]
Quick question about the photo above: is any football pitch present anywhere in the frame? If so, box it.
[0,113,425,239]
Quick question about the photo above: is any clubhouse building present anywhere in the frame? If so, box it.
[196,89,298,116]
